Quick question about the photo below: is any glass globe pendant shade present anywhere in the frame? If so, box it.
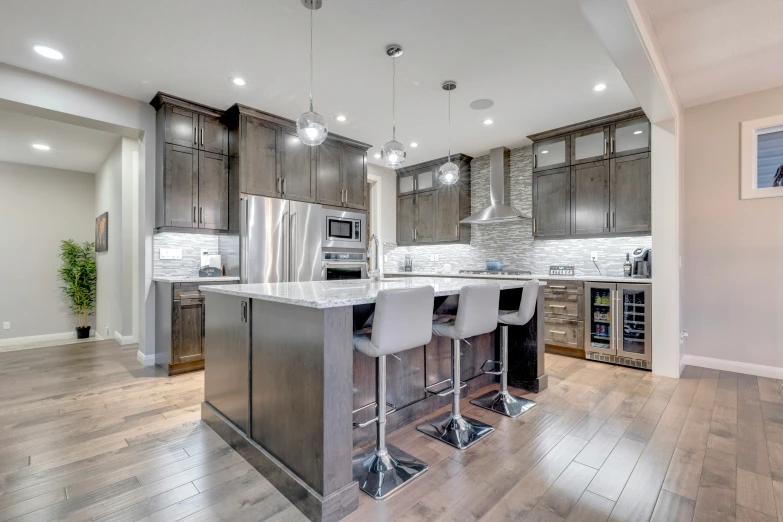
[438,160,459,185]
[296,110,328,146]
[381,139,406,168]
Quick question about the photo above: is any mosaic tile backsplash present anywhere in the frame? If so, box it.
[386,145,652,277]
[153,232,219,278]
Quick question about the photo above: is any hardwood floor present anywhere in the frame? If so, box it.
[1,340,781,521]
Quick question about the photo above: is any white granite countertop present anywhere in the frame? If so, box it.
[200,277,544,309]
[384,271,652,284]
[153,276,240,283]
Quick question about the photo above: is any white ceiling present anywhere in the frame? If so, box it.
[0,109,120,173]
[0,0,639,165]
[643,0,783,108]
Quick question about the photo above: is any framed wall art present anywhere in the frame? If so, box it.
[741,113,783,199]
[95,212,108,252]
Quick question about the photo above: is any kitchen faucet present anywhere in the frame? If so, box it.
[367,234,380,281]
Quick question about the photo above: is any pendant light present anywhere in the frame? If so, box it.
[296,0,328,146]
[438,81,459,185]
[381,45,406,168]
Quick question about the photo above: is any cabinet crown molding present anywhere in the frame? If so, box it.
[527,108,645,142]
[395,153,473,175]
[149,92,224,118]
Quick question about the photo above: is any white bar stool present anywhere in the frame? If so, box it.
[351,285,434,500]
[417,284,500,450]
[472,280,539,418]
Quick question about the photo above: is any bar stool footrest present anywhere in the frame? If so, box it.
[424,378,467,397]
[351,444,428,500]
[470,390,536,419]
[352,402,397,429]
[416,412,494,450]
[479,359,503,376]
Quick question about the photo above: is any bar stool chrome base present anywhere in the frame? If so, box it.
[351,444,428,500]
[471,390,536,418]
[417,412,494,450]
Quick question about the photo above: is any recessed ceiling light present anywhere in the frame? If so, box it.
[470,99,494,110]
[374,153,381,159]
[34,45,63,60]
[32,144,50,151]
[231,77,246,86]
[483,119,493,125]
[593,83,607,92]
[634,130,643,135]
[541,150,549,154]
[335,115,347,122]
[410,142,418,148]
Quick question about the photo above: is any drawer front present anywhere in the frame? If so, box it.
[544,279,583,297]
[544,298,580,318]
[544,319,584,349]
[173,280,235,299]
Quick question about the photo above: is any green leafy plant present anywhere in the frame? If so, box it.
[57,240,97,328]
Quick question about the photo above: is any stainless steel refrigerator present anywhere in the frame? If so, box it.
[240,195,322,284]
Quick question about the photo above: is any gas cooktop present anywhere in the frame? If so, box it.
[459,269,532,276]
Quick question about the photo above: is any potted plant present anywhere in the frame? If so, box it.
[57,240,97,339]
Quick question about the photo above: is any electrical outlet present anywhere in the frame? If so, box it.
[159,248,182,260]
[384,255,388,263]
[434,254,440,261]
[591,251,599,262]
[2,322,9,330]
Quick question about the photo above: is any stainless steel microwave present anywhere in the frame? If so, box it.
[322,208,366,249]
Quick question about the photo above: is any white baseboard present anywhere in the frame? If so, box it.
[137,350,155,366]
[0,330,102,352]
[681,354,783,380]
[113,331,136,346]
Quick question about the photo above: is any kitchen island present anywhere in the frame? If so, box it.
[200,277,545,522]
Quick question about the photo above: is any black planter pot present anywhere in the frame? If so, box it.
[76,326,91,339]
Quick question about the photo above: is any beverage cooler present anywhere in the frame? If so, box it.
[584,282,652,369]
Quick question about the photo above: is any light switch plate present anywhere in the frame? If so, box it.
[2,322,9,330]
[160,248,182,260]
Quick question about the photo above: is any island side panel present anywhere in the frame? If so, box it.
[251,299,354,500]
[507,284,549,393]
[204,292,250,433]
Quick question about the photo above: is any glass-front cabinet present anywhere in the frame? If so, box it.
[533,136,570,172]
[585,282,652,368]
[612,118,651,157]
[571,126,609,164]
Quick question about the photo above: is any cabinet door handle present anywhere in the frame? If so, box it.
[194,127,197,146]
[610,138,615,154]
[281,178,286,194]
[605,212,610,228]
[532,218,537,235]
[193,206,197,223]
[414,228,417,241]
[200,128,204,146]
[534,154,538,168]
[604,138,608,156]
[612,211,616,228]
[199,207,203,224]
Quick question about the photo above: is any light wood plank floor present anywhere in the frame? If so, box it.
[1,340,781,521]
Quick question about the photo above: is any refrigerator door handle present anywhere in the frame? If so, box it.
[289,212,297,282]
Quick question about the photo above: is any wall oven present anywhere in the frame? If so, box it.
[321,252,367,280]
[322,208,366,250]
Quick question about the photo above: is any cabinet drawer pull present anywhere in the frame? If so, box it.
[550,330,566,336]
[549,304,567,309]
[549,285,567,289]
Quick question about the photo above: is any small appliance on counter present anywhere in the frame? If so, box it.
[404,255,413,272]
[199,250,222,277]
[631,247,652,278]
[485,259,504,271]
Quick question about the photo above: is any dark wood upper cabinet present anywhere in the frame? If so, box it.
[415,191,437,242]
[239,116,280,198]
[533,167,571,238]
[342,145,367,210]
[164,106,199,148]
[395,154,472,245]
[198,151,229,231]
[436,185,460,242]
[315,140,342,207]
[528,108,651,239]
[611,117,650,158]
[199,114,229,155]
[533,135,570,172]
[570,160,610,236]
[397,194,416,245]
[163,144,198,229]
[611,152,651,234]
[281,127,315,203]
[571,127,609,165]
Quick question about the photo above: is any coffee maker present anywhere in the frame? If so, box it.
[631,247,652,278]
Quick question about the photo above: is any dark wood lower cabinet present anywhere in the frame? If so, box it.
[172,298,204,364]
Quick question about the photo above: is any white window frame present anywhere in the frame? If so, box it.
[741,113,783,200]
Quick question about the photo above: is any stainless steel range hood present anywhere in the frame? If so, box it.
[460,146,529,224]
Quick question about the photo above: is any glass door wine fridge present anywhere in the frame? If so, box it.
[584,282,652,369]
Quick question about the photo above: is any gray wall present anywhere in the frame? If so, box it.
[95,139,123,339]
[387,145,651,276]
[0,161,95,339]
[683,85,783,369]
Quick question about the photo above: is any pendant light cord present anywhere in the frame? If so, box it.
[309,7,314,112]
[392,57,397,141]
[447,88,452,162]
